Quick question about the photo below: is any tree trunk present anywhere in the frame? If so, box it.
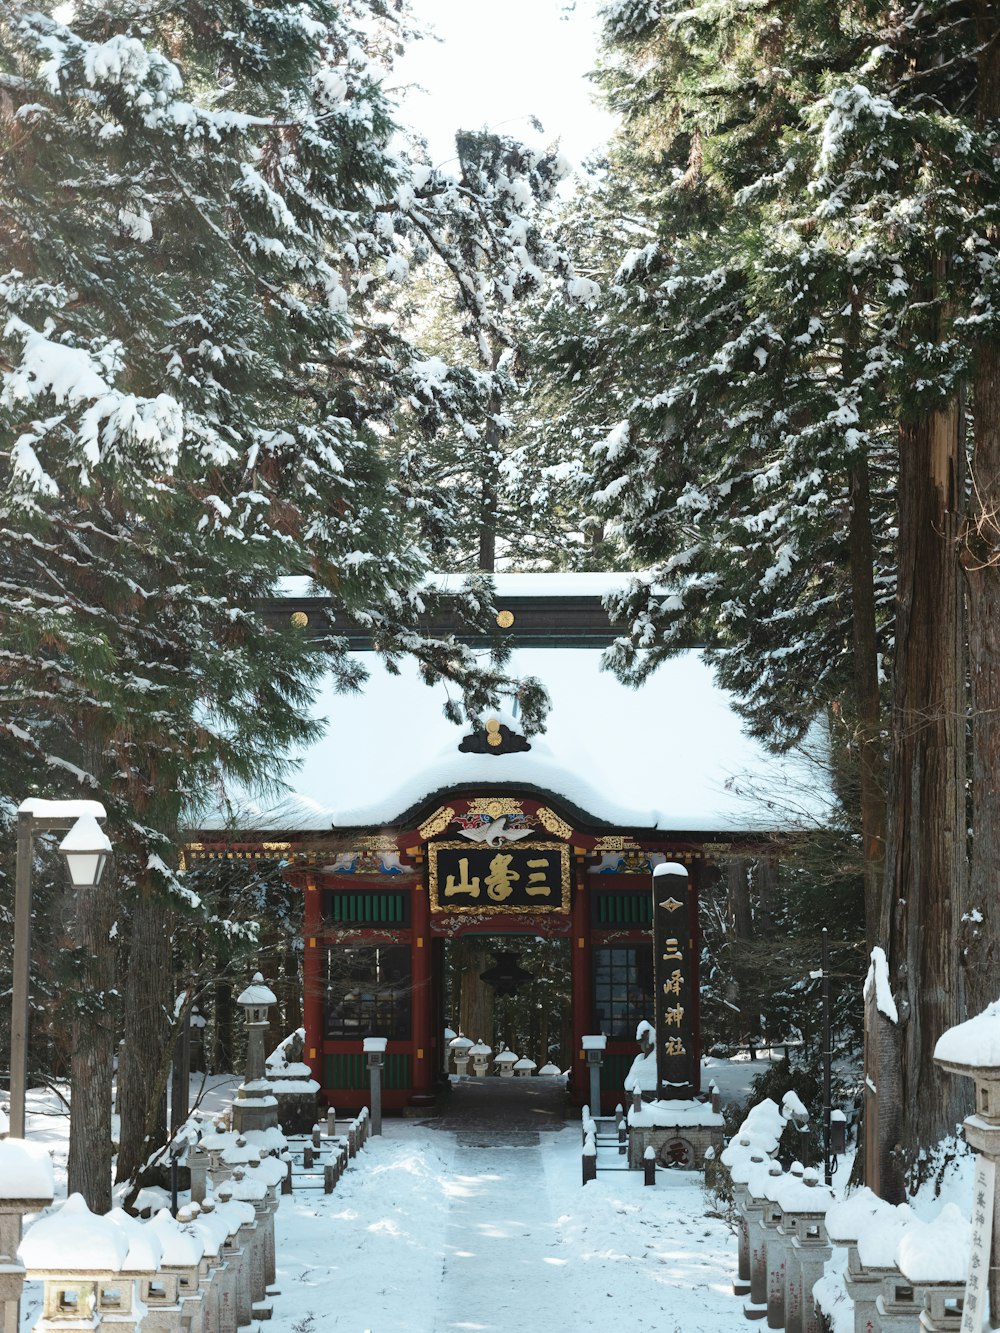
[66,870,117,1213]
[756,858,777,937]
[961,4,1000,1021]
[848,449,887,952]
[881,384,968,1197]
[456,939,494,1045]
[115,879,171,1183]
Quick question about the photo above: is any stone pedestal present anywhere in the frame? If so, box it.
[842,1245,885,1333]
[760,1167,786,1329]
[743,1159,775,1316]
[730,1152,768,1296]
[786,1227,831,1333]
[626,1099,725,1170]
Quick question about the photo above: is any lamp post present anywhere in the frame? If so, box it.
[582,1034,607,1117]
[9,800,109,1139]
[364,1037,387,1136]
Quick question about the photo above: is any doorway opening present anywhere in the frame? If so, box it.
[443,934,572,1072]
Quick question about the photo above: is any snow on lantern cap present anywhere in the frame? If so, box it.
[449,1034,474,1051]
[19,1194,130,1272]
[935,996,1000,1123]
[0,1139,54,1202]
[237,972,277,1015]
[652,861,688,877]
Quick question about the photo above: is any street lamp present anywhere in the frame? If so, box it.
[9,799,109,1139]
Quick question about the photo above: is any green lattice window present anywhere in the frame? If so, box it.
[323,890,409,925]
[591,892,652,927]
[324,1052,412,1091]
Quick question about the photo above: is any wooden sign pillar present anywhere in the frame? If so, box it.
[652,862,697,1099]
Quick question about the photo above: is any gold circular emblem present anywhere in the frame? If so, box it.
[485,718,501,733]
[485,799,508,817]
[290,611,309,627]
[487,733,503,747]
[496,609,515,628]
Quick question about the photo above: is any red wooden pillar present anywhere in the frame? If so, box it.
[303,875,325,1096]
[410,880,434,1105]
[570,855,592,1109]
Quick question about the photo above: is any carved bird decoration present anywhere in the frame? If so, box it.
[457,816,534,847]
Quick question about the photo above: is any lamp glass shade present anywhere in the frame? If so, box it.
[63,848,109,888]
[59,814,112,889]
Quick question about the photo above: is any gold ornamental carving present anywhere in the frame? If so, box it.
[466,797,527,819]
[536,806,574,841]
[496,609,515,628]
[418,806,456,840]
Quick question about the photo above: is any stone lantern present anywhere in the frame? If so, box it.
[468,1040,492,1078]
[934,997,1000,1328]
[494,1050,518,1079]
[449,1034,474,1077]
[232,974,278,1133]
[513,1058,536,1078]
[0,1139,54,1333]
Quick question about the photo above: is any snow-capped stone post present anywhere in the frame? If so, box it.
[934,996,1000,1329]
[651,862,698,1099]
[582,1035,606,1115]
[449,1034,473,1076]
[364,1037,387,1136]
[443,1027,457,1075]
[232,974,278,1134]
[0,1139,53,1333]
[643,1145,656,1186]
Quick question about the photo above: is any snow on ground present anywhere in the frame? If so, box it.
[13,1070,747,1333]
[268,1120,738,1333]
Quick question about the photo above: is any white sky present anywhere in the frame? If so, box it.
[390,0,616,172]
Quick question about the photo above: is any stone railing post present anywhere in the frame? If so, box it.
[776,1170,833,1333]
[730,1151,766,1298]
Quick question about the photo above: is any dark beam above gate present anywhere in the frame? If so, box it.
[259,592,636,649]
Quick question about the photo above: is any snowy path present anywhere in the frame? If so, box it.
[268,1120,740,1333]
[434,1139,565,1330]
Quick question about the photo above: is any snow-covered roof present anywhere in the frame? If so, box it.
[195,647,830,834]
[276,571,642,601]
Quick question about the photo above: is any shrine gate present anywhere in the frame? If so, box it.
[191,574,820,1114]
